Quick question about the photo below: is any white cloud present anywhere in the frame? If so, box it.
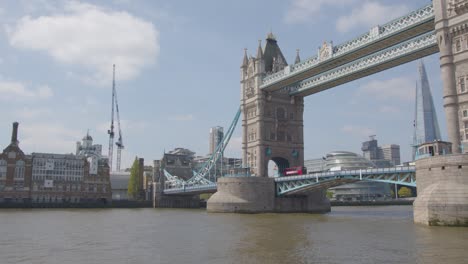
[284,0,356,24]
[6,1,159,84]
[168,114,194,122]
[336,1,409,32]
[356,77,415,101]
[342,125,375,138]
[0,80,53,100]
[16,107,52,119]
[20,123,82,154]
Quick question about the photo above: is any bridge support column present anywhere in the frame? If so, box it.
[414,154,468,226]
[207,177,330,213]
[153,183,200,208]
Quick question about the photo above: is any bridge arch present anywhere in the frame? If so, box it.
[268,157,289,177]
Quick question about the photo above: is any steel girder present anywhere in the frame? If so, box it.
[288,31,437,96]
[164,108,241,192]
[275,167,416,196]
[260,3,434,91]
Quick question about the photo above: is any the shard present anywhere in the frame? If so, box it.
[412,60,442,160]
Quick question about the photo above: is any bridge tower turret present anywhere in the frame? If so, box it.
[413,0,468,226]
[240,33,304,177]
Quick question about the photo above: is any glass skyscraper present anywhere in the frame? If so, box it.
[412,60,442,160]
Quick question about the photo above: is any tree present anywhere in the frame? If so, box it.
[127,157,140,200]
[398,187,412,198]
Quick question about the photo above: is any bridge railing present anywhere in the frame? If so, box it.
[288,31,437,95]
[260,3,434,88]
[274,166,415,182]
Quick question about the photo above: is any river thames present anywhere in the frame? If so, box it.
[0,206,467,264]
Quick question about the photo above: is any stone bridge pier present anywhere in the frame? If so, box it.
[412,1,468,226]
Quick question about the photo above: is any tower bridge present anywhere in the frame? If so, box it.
[261,4,436,93]
[156,0,468,226]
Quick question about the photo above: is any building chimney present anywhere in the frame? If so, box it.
[11,122,19,145]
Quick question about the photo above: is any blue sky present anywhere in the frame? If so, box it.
[0,0,444,168]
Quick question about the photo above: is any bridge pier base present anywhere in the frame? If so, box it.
[153,183,200,208]
[414,154,468,226]
[207,177,330,213]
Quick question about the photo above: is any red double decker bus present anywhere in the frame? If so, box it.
[283,166,307,176]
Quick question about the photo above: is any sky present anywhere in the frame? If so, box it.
[0,0,445,169]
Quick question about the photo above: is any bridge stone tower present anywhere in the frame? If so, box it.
[414,0,468,226]
[207,34,329,213]
[240,33,304,177]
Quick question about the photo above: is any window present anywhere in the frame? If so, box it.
[277,131,285,141]
[456,38,462,52]
[0,160,6,178]
[460,77,466,93]
[270,132,276,141]
[15,160,25,179]
[465,121,468,140]
[276,108,286,119]
[464,110,468,118]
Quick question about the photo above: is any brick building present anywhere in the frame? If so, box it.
[0,122,32,203]
[0,122,111,205]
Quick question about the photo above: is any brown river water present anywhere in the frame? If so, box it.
[0,206,467,264]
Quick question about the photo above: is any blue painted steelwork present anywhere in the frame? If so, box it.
[164,183,217,195]
[275,166,415,196]
[164,166,416,195]
[164,108,242,192]
[163,169,186,187]
[260,3,436,95]
[287,31,437,96]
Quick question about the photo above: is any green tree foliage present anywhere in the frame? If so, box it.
[199,193,212,201]
[398,187,412,198]
[326,190,334,199]
[127,157,140,200]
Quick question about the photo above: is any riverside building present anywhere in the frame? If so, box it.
[0,122,111,205]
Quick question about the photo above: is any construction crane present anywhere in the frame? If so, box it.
[107,64,116,172]
[115,80,124,171]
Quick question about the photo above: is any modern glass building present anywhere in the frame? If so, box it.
[413,60,442,159]
[321,151,392,201]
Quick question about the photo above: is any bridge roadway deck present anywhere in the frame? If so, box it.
[164,166,416,196]
[289,32,438,97]
[275,166,416,196]
[260,4,434,93]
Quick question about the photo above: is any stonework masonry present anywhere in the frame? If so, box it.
[411,0,468,226]
[241,34,304,177]
[207,177,330,213]
[414,154,468,226]
[435,0,468,153]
